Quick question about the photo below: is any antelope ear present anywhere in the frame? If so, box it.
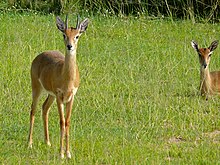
[191,40,199,52]
[79,18,89,34]
[56,16,65,32]
[208,40,218,52]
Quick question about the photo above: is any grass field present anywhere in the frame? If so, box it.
[0,12,220,164]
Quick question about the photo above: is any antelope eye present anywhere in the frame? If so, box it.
[75,35,79,40]
[63,34,67,39]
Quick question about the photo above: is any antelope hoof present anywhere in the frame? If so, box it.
[28,143,33,149]
[66,151,71,159]
[60,153,65,159]
[46,141,51,147]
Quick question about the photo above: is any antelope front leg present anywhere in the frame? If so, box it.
[57,99,65,159]
[65,97,74,159]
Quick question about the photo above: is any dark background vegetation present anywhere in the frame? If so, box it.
[1,0,220,21]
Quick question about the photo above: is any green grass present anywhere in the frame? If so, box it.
[0,12,220,164]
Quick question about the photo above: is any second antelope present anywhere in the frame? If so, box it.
[28,15,89,159]
[191,40,220,100]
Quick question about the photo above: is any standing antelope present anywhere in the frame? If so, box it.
[28,15,89,159]
[191,40,220,100]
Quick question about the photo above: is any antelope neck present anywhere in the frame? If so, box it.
[62,49,77,82]
[200,67,211,88]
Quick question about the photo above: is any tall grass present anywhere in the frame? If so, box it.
[1,0,220,21]
[0,12,220,164]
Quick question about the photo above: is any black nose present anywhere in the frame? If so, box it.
[203,64,207,69]
[67,44,72,50]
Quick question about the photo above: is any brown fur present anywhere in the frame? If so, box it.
[191,40,220,99]
[28,15,89,159]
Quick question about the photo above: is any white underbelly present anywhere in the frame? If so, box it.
[38,79,78,102]
[38,79,56,96]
